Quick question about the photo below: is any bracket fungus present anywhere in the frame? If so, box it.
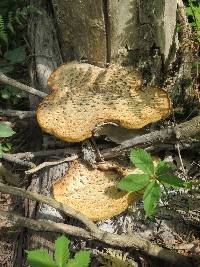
[36,61,171,142]
[53,160,142,221]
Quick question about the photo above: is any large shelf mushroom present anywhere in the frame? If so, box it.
[36,61,171,142]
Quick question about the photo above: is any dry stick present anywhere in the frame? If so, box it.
[0,182,98,234]
[12,147,81,159]
[2,153,36,168]
[0,210,193,267]
[0,109,35,119]
[25,154,79,174]
[102,115,200,159]
[0,72,47,98]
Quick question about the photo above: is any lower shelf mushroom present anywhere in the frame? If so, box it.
[53,160,142,221]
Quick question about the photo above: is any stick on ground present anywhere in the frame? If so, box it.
[0,72,47,98]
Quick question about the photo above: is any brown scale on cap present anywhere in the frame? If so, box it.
[53,160,142,221]
[36,61,171,142]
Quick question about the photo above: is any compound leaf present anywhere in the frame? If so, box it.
[66,251,91,267]
[26,249,57,267]
[130,149,154,175]
[117,174,150,192]
[143,181,161,217]
[55,235,70,267]
[157,175,185,189]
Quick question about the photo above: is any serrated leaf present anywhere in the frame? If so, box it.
[0,123,15,137]
[130,149,154,175]
[4,46,26,63]
[117,174,150,192]
[26,249,57,267]
[157,175,185,189]
[143,181,160,217]
[55,235,70,267]
[155,161,173,178]
[66,251,91,267]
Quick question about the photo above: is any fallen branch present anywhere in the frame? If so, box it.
[2,153,36,168]
[0,210,194,267]
[0,109,35,119]
[0,182,98,233]
[102,115,200,159]
[4,148,81,160]
[25,155,79,174]
[0,72,47,98]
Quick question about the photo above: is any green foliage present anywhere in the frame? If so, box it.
[185,0,200,42]
[118,149,190,217]
[0,122,14,158]
[0,0,42,48]
[0,122,15,137]
[0,142,12,158]
[26,235,91,267]
[0,45,27,104]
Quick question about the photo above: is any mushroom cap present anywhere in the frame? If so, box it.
[53,160,141,221]
[37,62,171,142]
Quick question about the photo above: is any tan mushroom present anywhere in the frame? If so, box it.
[53,160,143,221]
[36,61,171,142]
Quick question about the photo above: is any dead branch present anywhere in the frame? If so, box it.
[0,210,194,267]
[25,155,79,174]
[0,182,98,233]
[102,115,200,159]
[2,153,36,168]
[0,72,47,98]
[4,148,81,160]
[0,109,35,119]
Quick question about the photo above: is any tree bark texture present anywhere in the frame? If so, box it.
[52,0,177,76]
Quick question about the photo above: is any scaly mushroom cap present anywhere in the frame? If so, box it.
[37,62,171,142]
[53,160,141,221]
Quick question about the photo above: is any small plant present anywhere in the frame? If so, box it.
[26,235,91,267]
[117,149,191,217]
[186,0,200,42]
[0,122,15,158]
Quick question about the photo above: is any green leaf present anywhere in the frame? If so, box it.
[66,251,91,267]
[0,122,15,137]
[55,235,70,267]
[143,181,161,217]
[0,88,11,99]
[26,249,57,267]
[130,149,154,175]
[155,161,173,178]
[117,174,150,192]
[157,175,185,189]
[4,46,26,63]
[2,142,12,152]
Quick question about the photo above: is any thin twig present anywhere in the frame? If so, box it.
[0,210,193,267]
[25,155,79,174]
[0,109,35,119]
[0,182,98,233]
[176,143,188,179]
[0,72,47,98]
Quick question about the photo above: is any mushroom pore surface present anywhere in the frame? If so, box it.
[37,61,171,142]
